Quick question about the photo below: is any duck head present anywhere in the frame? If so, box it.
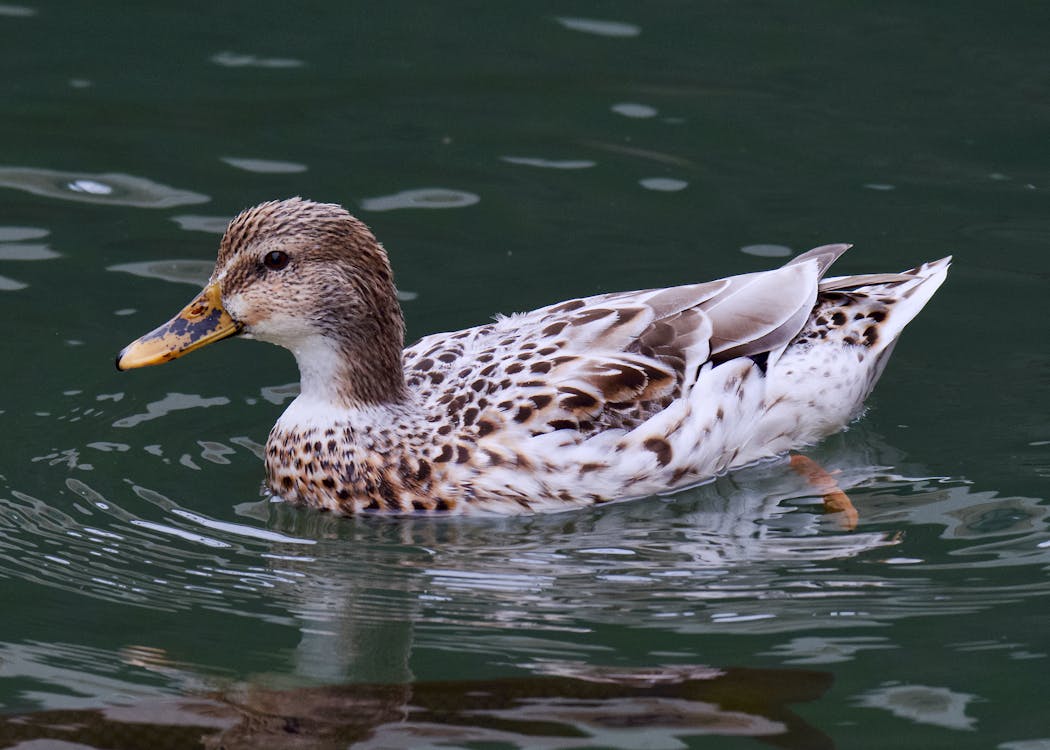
[117,198,407,406]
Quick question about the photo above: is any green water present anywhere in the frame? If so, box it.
[2,2,1049,748]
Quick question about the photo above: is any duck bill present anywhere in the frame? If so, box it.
[116,283,241,371]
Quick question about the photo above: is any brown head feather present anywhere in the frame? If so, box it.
[217,198,406,406]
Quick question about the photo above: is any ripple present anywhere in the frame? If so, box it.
[5,414,1050,661]
[0,641,174,712]
[210,51,304,68]
[69,178,112,195]
[170,215,231,234]
[740,244,793,258]
[0,4,35,17]
[108,259,212,286]
[0,477,312,617]
[86,442,130,452]
[112,392,230,428]
[0,658,833,747]
[0,167,209,208]
[169,508,313,546]
[581,140,692,167]
[501,156,596,170]
[221,157,307,174]
[0,243,60,260]
[611,102,658,118]
[857,684,977,731]
[0,274,27,291]
[0,226,48,241]
[259,382,299,405]
[554,16,641,37]
[130,518,232,548]
[761,635,897,665]
[360,188,480,211]
[639,177,689,192]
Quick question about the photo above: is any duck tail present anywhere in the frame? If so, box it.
[820,255,951,353]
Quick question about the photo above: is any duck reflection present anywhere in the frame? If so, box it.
[0,662,835,750]
[254,430,907,689]
[231,431,908,706]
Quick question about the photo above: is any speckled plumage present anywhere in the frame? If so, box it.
[126,198,951,514]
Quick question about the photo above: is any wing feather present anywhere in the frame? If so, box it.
[405,244,851,443]
[703,263,818,358]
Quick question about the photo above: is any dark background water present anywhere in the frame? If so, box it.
[1,2,1049,748]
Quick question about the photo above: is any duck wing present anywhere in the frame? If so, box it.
[403,244,851,442]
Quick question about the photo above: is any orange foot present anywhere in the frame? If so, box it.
[789,454,858,531]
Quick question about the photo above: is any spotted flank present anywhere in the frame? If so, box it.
[118,198,950,514]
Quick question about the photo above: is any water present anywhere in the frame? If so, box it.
[2,1,1049,748]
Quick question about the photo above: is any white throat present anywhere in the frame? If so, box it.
[288,335,352,406]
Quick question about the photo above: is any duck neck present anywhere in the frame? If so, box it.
[290,329,406,410]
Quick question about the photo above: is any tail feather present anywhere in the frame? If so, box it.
[859,256,951,351]
[786,243,853,278]
[790,255,950,360]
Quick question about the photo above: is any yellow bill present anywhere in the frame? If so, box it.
[116,283,241,370]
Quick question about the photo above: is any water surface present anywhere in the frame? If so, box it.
[2,2,1049,748]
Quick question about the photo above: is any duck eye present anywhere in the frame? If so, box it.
[263,250,290,271]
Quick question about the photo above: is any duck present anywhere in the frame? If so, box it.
[117,198,950,514]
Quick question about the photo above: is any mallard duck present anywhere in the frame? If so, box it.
[117,198,949,514]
